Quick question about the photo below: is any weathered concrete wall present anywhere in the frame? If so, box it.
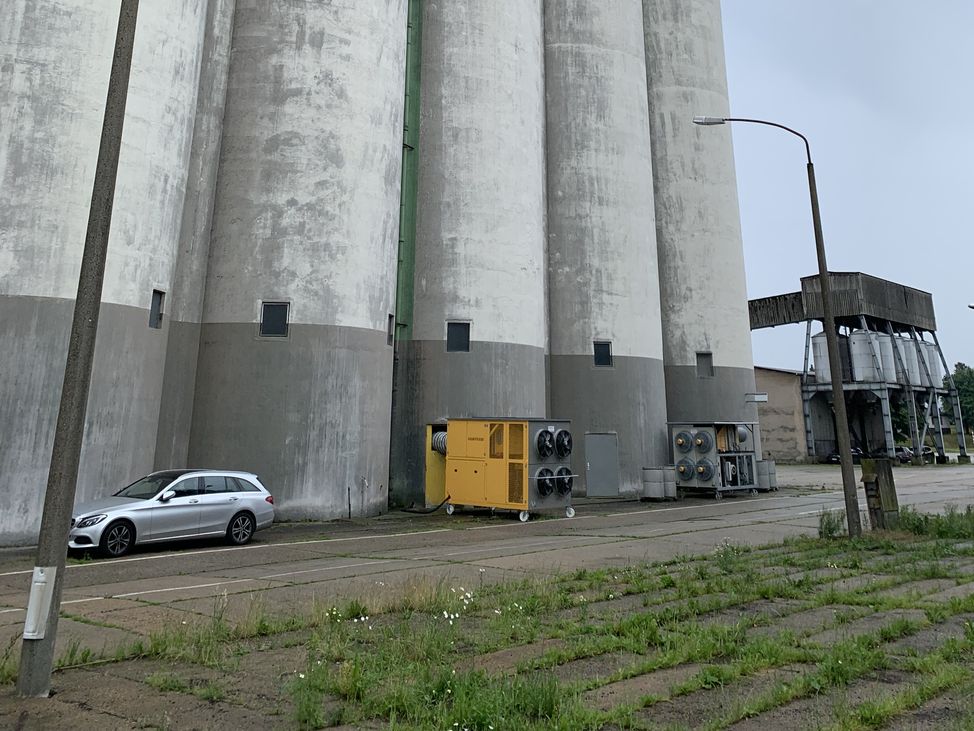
[754,367,808,463]
[642,0,758,427]
[193,0,407,518]
[390,1,548,505]
[545,0,668,494]
[155,0,237,469]
[0,0,208,544]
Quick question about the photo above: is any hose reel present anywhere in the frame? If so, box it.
[431,431,448,456]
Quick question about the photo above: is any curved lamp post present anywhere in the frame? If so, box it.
[693,115,862,538]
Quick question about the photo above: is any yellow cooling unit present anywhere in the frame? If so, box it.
[425,418,575,521]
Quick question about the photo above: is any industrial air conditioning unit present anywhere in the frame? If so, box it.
[425,418,575,521]
[670,422,758,500]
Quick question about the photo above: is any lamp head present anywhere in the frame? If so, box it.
[693,116,726,125]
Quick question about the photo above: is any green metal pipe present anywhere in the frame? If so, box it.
[394,0,422,341]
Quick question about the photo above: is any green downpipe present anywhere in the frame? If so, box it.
[394,0,422,341]
[389,0,422,507]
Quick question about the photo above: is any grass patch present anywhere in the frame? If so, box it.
[0,634,18,685]
[23,517,974,729]
[900,504,974,539]
[819,509,847,539]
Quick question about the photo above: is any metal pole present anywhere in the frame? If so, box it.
[807,162,862,537]
[693,115,862,536]
[17,0,140,697]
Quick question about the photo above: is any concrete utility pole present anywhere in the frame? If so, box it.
[18,0,140,697]
[693,115,862,537]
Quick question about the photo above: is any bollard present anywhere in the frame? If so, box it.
[860,458,899,531]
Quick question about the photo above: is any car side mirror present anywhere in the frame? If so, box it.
[160,490,176,502]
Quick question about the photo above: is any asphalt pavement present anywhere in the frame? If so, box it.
[1,464,972,660]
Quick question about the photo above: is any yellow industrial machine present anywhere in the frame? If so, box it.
[426,418,575,521]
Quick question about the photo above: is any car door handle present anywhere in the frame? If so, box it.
[228,497,239,502]
[189,499,199,504]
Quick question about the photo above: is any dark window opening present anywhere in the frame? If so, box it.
[149,289,165,329]
[594,341,613,367]
[696,351,715,378]
[387,313,395,347]
[447,321,470,352]
[260,302,289,337]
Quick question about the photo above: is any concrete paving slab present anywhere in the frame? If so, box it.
[582,662,705,711]
[804,609,929,646]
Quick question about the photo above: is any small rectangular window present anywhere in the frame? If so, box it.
[594,341,613,367]
[696,351,715,378]
[260,302,289,337]
[149,289,165,329]
[447,321,470,352]
[387,313,395,347]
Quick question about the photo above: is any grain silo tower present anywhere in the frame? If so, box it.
[0,1,209,542]
[190,3,408,519]
[390,2,549,505]
[544,0,669,496]
[642,0,759,431]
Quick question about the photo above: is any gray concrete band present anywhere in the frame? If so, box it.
[663,363,760,429]
[0,295,168,546]
[389,340,547,507]
[548,354,667,495]
[188,322,394,520]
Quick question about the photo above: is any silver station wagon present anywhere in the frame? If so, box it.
[68,469,275,557]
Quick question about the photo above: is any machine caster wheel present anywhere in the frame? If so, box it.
[565,506,576,519]
[749,488,758,496]
[713,492,723,501]
[772,486,780,492]
[445,503,455,515]
[518,511,530,523]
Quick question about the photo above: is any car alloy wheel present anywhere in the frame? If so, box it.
[228,513,255,545]
[102,522,133,557]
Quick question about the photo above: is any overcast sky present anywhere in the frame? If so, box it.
[721,0,973,374]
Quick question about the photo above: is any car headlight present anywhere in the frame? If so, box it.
[75,514,108,529]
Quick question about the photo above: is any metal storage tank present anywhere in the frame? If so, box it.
[812,331,851,384]
[192,2,408,519]
[641,0,758,425]
[895,337,922,386]
[850,330,895,383]
[877,333,897,383]
[0,1,208,543]
[544,0,668,495]
[390,2,548,505]
[922,341,943,386]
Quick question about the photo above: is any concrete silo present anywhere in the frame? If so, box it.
[390,2,549,504]
[545,0,668,495]
[155,0,238,470]
[642,0,759,428]
[0,1,208,543]
[191,1,408,519]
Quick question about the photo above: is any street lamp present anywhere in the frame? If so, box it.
[693,115,862,538]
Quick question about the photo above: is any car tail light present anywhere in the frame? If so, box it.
[265,495,274,505]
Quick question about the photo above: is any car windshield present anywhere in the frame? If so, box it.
[114,474,178,500]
